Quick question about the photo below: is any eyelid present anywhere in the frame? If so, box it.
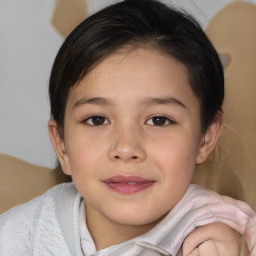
[82,115,110,126]
[145,115,176,126]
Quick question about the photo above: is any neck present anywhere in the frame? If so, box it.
[85,204,160,251]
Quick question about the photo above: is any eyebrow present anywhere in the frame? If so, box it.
[73,96,186,109]
[139,97,186,109]
[73,97,113,109]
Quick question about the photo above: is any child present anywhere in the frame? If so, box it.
[1,0,255,255]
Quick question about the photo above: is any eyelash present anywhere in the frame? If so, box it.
[83,115,110,126]
[145,115,176,126]
[82,115,176,126]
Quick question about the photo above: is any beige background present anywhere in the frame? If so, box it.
[193,1,256,211]
[0,0,256,176]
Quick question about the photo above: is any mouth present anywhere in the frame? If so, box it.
[102,175,155,194]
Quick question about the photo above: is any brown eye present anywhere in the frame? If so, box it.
[152,116,167,126]
[146,116,174,126]
[84,115,109,126]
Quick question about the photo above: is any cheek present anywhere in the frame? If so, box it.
[65,136,104,196]
[65,130,106,174]
[151,136,198,166]
[149,136,198,186]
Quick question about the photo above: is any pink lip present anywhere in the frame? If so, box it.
[102,175,155,194]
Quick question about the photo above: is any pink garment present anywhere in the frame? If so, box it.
[169,185,256,255]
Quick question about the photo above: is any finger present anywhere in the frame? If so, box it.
[182,226,210,254]
[182,222,236,253]
[182,223,240,256]
[182,241,219,256]
[198,240,220,256]
[182,248,200,256]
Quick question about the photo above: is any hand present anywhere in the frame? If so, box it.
[180,222,241,256]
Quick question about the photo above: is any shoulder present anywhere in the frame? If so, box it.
[0,182,76,220]
[0,183,78,255]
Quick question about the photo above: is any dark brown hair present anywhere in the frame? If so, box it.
[49,0,224,181]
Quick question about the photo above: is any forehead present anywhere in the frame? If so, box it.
[66,48,199,111]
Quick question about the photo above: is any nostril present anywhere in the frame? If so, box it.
[114,155,138,160]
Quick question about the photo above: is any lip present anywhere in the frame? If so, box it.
[102,175,155,194]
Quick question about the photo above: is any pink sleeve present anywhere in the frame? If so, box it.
[181,185,256,255]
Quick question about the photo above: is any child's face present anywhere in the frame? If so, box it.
[51,48,213,229]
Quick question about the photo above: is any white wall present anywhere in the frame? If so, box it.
[1,0,255,168]
[0,0,62,168]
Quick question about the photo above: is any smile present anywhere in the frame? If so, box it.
[102,175,155,194]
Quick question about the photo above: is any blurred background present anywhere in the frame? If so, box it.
[1,0,256,168]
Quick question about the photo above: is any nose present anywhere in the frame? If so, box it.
[108,126,146,163]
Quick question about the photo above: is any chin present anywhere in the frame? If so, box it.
[107,209,164,227]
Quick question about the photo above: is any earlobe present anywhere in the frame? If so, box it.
[196,112,223,164]
[48,119,71,175]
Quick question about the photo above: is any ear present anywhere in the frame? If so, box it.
[196,112,223,164]
[48,119,71,175]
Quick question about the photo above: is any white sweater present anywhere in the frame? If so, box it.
[0,183,255,256]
